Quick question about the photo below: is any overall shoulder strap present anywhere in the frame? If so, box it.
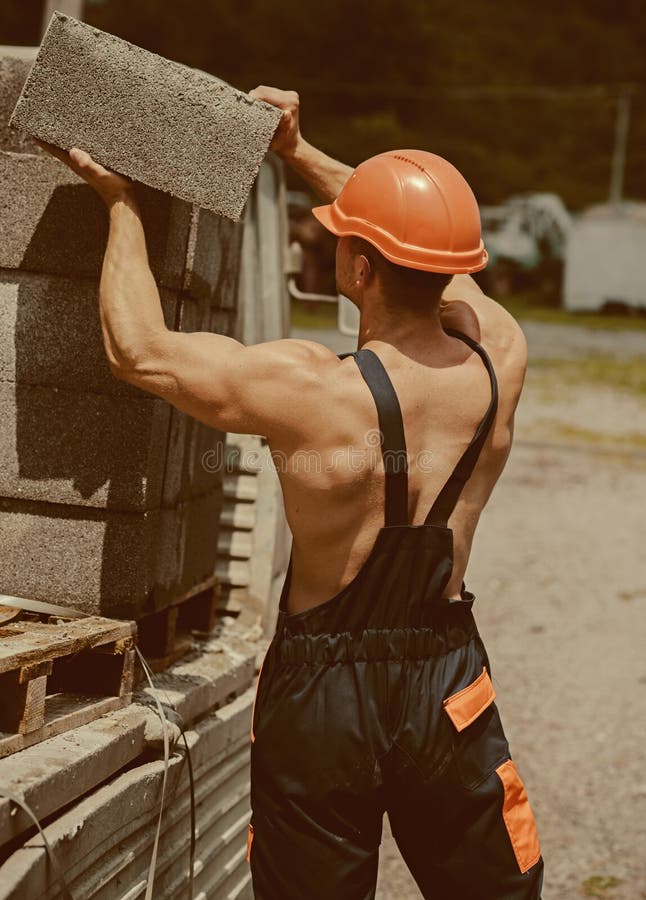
[424,329,499,527]
[346,348,409,527]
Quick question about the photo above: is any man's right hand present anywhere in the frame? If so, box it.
[250,85,352,202]
[249,85,302,160]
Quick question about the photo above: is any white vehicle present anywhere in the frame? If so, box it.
[564,202,646,312]
[480,193,571,296]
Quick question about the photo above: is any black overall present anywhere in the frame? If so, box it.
[248,329,544,899]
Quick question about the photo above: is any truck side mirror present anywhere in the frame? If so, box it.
[286,240,304,275]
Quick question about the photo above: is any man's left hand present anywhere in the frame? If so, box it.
[34,138,133,207]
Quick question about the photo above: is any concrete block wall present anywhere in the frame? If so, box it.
[0,47,244,617]
[0,39,291,900]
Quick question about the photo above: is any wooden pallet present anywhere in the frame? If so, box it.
[0,614,136,758]
[135,580,225,675]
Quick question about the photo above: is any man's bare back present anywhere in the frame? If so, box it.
[268,274,526,614]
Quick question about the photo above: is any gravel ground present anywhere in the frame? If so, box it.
[292,318,646,900]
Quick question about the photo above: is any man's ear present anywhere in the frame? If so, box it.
[355,252,373,285]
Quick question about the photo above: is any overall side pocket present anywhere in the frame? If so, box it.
[443,665,510,790]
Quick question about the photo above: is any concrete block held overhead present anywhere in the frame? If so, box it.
[0,151,192,287]
[10,13,282,219]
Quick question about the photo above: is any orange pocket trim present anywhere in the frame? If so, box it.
[246,823,254,863]
[496,759,541,874]
[443,666,496,732]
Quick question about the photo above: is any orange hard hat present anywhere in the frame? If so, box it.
[312,150,488,274]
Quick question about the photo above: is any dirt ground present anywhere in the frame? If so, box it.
[292,318,646,900]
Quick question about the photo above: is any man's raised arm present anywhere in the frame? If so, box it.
[34,139,339,442]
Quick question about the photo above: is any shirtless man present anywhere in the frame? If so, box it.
[38,85,543,899]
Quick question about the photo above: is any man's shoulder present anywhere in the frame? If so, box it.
[243,336,343,375]
[441,276,527,374]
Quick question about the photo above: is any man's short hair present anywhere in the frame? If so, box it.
[348,236,452,308]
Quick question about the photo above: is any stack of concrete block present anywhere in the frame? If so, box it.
[0,44,250,618]
[0,30,290,900]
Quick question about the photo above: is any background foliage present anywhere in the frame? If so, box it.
[2,0,645,209]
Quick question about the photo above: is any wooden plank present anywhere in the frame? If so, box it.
[19,676,47,734]
[91,636,135,655]
[143,634,196,674]
[0,616,136,674]
[136,605,178,659]
[119,649,135,697]
[137,582,222,675]
[0,693,131,758]
[0,671,46,734]
[47,647,131,697]
[0,612,136,757]
[155,571,220,611]
[18,660,53,683]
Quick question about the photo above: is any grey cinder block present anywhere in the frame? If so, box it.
[0,382,170,511]
[0,273,178,396]
[0,498,162,617]
[10,13,281,219]
[0,46,44,154]
[209,307,236,337]
[0,151,192,288]
[182,206,244,305]
[0,489,224,619]
[162,409,225,507]
[0,490,222,618]
[154,487,224,610]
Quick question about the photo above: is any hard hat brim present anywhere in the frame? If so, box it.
[311,203,338,235]
[312,203,488,275]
